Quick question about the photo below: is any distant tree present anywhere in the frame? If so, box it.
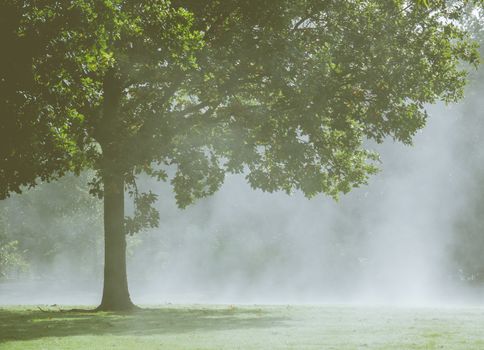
[9,0,480,310]
[450,10,484,283]
[0,230,28,280]
[0,172,104,281]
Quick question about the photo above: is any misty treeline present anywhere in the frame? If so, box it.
[1,1,484,309]
[0,173,102,280]
[451,16,484,284]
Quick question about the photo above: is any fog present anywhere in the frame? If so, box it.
[2,97,484,307]
[127,103,481,306]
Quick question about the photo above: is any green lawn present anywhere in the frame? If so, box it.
[1,304,483,349]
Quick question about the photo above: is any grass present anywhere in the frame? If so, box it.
[1,304,484,349]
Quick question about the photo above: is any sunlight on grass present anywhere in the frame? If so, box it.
[1,305,484,349]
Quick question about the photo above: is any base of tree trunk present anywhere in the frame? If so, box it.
[94,300,141,312]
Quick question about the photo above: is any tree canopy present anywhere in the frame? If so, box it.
[3,0,481,310]
[18,0,478,206]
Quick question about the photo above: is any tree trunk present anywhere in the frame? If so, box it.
[96,171,136,311]
[95,68,137,311]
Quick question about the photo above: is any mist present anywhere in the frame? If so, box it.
[127,103,480,306]
[1,97,484,308]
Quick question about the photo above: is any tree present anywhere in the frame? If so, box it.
[449,9,484,284]
[0,172,104,281]
[11,0,480,310]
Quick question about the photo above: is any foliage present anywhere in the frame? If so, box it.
[0,0,86,199]
[0,237,28,279]
[0,205,28,279]
[1,0,482,225]
[0,173,104,280]
[13,1,479,228]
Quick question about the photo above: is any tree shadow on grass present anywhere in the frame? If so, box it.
[0,306,288,343]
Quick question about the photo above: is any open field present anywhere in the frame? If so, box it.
[1,304,484,349]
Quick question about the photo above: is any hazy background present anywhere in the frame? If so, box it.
[1,66,484,307]
[126,102,484,306]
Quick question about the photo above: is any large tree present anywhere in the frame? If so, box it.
[10,0,480,310]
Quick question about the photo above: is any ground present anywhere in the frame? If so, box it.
[1,304,483,349]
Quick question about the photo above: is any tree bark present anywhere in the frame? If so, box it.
[94,68,137,311]
[96,167,136,311]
